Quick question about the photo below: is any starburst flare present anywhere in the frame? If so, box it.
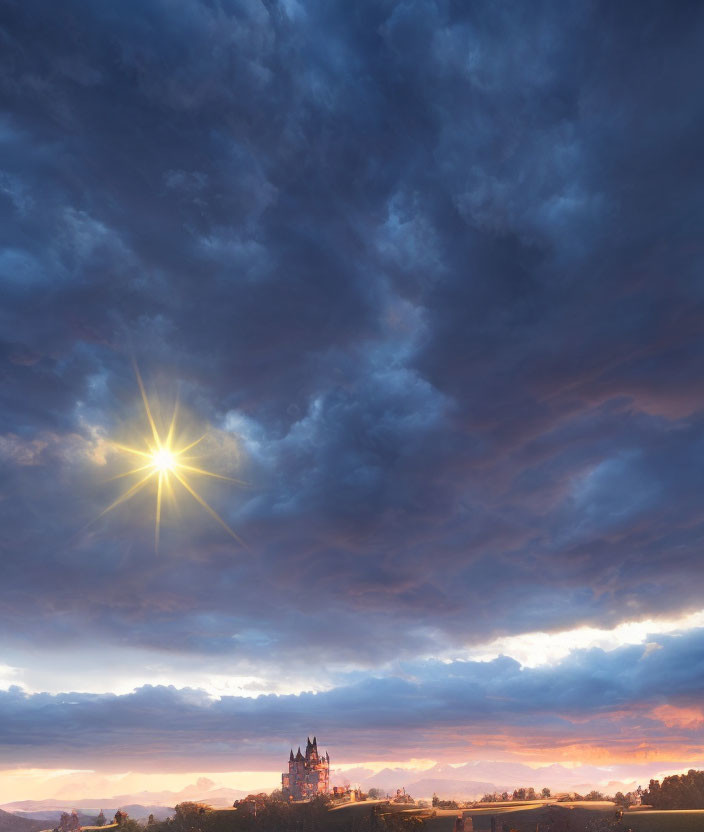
[102,366,245,551]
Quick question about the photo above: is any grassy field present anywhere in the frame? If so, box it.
[619,809,704,832]
[331,800,704,832]
[429,802,704,832]
[169,799,704,832]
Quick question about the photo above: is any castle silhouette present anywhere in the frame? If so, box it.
[282,736,330,800]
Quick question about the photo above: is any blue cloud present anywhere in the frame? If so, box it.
[2,629,703,769]
[1,0,704,715]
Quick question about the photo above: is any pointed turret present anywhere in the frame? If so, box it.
[286,738,330,800]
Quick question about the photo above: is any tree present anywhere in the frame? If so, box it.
[368,788,384,800]
[114,811,128,826]
[541,788,551,799]
[644,769,704,809]
[59,812,80,832]
[585,791,604,801]
[172,802,212,832]
[95,812,106,827]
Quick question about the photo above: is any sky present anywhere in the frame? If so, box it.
[1,0,704,803]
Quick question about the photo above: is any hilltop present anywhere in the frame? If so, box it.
[0,807,172,827]
[0,809,46,832]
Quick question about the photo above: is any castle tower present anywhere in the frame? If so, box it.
[282,738,330,801]
[308,736,319,763]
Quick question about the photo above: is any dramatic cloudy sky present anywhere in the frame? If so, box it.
[1,0,704,802]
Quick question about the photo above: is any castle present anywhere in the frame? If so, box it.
[281,736,330,801]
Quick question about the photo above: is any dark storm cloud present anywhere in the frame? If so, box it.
[1,0,704,672]
[2,630,704,769]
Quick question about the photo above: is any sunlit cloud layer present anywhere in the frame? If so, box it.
[3,610,703,699]
[2,629,704,773]
[459,609,704,668]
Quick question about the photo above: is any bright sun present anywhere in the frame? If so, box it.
[101,365,245,551]
[152,447,176,472]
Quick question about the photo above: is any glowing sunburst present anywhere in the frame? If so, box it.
[102,367,245,551]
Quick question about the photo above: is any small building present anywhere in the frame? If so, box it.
[392,788,414,804]
[332,786,363,802]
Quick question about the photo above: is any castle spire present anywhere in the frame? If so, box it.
[283,739,330,801]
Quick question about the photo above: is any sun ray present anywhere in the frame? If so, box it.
[176,463,248,485]
[111,442,153,460]
[134,362,161,446]
[166,400,179,449]
[103,368,245,552]
[173,433,207,456]
[100,470,155,517]
[108,461,155,481]
[172,470,247,548]
[155,470,163,552]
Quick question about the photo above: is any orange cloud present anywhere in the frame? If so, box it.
[651,704,704,730]
[407,723,704,767]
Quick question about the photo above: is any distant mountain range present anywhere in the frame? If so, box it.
[0,780,254,823]
[0,809,46,832]
[1,760,646,814]
[331,766,503,799]
[9,812,96,827]
[402,779,499,800]
[0,805,172,826]
[331,760,641,799]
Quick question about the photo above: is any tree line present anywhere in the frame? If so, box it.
[146,797,424,832]
[54,768,704,832]
[479,787,552,802]
[643,769,704,809]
